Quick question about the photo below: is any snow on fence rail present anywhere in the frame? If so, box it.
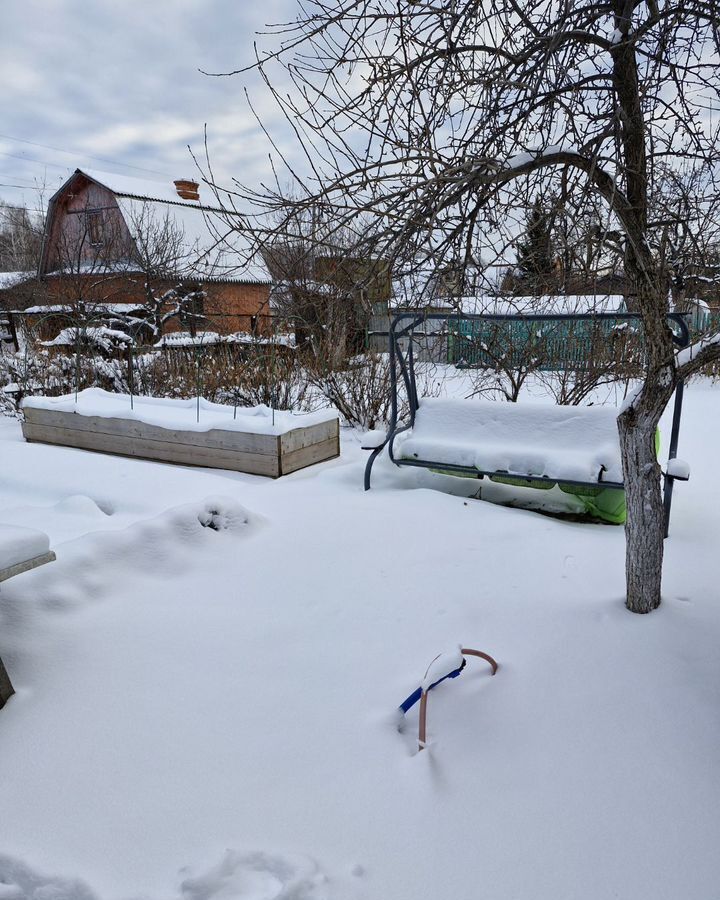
[22,389,340,477]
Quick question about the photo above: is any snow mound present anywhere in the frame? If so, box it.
[2,496,254,612]
[180,849,330,900]
[0,854,97,900]
[54,495,112,517]
[197,496,250,532]
[0,850,333,900]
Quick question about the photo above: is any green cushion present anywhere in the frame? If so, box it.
[567,487,626,524]
[425,429,661,526]
[490,474,555,491]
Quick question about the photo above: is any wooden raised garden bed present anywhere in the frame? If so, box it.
[22,389,340,477]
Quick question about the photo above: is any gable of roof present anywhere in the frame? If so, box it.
[44,168,270,285]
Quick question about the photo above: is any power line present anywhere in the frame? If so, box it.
[0,150,73,173]
[0,173,38,186]
[0,132,169,177]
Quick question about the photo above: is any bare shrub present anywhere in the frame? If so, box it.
[460,317,646,404]
[459,319,550,402]
[126,342,307,410]
[0,346,129,415]
[305,351,443,430]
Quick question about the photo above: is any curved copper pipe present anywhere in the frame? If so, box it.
[418,690,429,751]
[460,648,499,675]
[418,648,498,752]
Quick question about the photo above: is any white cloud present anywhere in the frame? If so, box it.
[0,0,298,208]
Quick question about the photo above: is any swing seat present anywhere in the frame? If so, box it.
[397,397,629,522]
[400,397,624,482]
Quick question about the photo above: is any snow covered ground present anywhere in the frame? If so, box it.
[0,381,719,899]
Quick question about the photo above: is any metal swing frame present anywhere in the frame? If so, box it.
[364,310,690,536]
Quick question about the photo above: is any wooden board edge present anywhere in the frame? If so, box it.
[22,423,282,477]
[280,435,341,475]
[24,408,279,456]
[0,550,56,584]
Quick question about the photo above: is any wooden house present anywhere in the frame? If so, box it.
[33,168,272,342]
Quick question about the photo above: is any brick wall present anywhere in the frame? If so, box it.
[23,274,272,341]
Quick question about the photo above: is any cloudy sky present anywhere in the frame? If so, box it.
[0,0,297,212]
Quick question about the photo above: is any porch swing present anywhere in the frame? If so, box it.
[364,311,690,534]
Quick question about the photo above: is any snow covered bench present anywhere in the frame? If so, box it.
[21,389,340,478]
[364,310,691,530]
[400,397,624,484]
[395,397,631,523]
[0,524,55,710]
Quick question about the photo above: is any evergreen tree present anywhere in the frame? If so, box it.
[515,198,554,289]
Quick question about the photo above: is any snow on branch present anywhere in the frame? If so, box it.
[675,331,720,378]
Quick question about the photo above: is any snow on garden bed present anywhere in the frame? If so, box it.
[0,523,50,573]
[21,390,340,477]
[22,388,336,436]
[400,397,623,483]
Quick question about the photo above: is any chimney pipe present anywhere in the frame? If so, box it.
[174,179,200,201]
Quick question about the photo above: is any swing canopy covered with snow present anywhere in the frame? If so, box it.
[364,311,690,531]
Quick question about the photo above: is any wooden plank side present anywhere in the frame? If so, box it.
[0,551,56,584]
[280,435,340,475]
[23,407,279,456]
[22,422,281,477]
[280,418,340,454]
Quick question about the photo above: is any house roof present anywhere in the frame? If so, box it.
[418,294,626,316]
[76,168,216,209]
[0,271,35,291]
[47,168,270,286]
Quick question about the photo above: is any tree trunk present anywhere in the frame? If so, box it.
[618,402,667,613]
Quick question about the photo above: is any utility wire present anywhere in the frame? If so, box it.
[0,132,168,177]
[0,174,38,186]
[0,150,73,173]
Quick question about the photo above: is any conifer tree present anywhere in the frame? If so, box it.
[515,198,554,290]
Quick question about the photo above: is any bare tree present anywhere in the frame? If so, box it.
[649,165,720,317]
[0,201,43,273]
[124,203,206,341]
[37,201,208,346]
[211,0,720,613]
[260,204,388,365]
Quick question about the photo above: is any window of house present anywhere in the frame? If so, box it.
[86,210,104,246]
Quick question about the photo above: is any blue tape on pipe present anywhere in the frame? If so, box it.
[398,660,466,715]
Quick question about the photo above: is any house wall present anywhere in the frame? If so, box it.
[202,281,273,334]
[27,274,272,341]
[36,172,273,341]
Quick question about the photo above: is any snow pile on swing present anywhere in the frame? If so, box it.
[400,397,624,483]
